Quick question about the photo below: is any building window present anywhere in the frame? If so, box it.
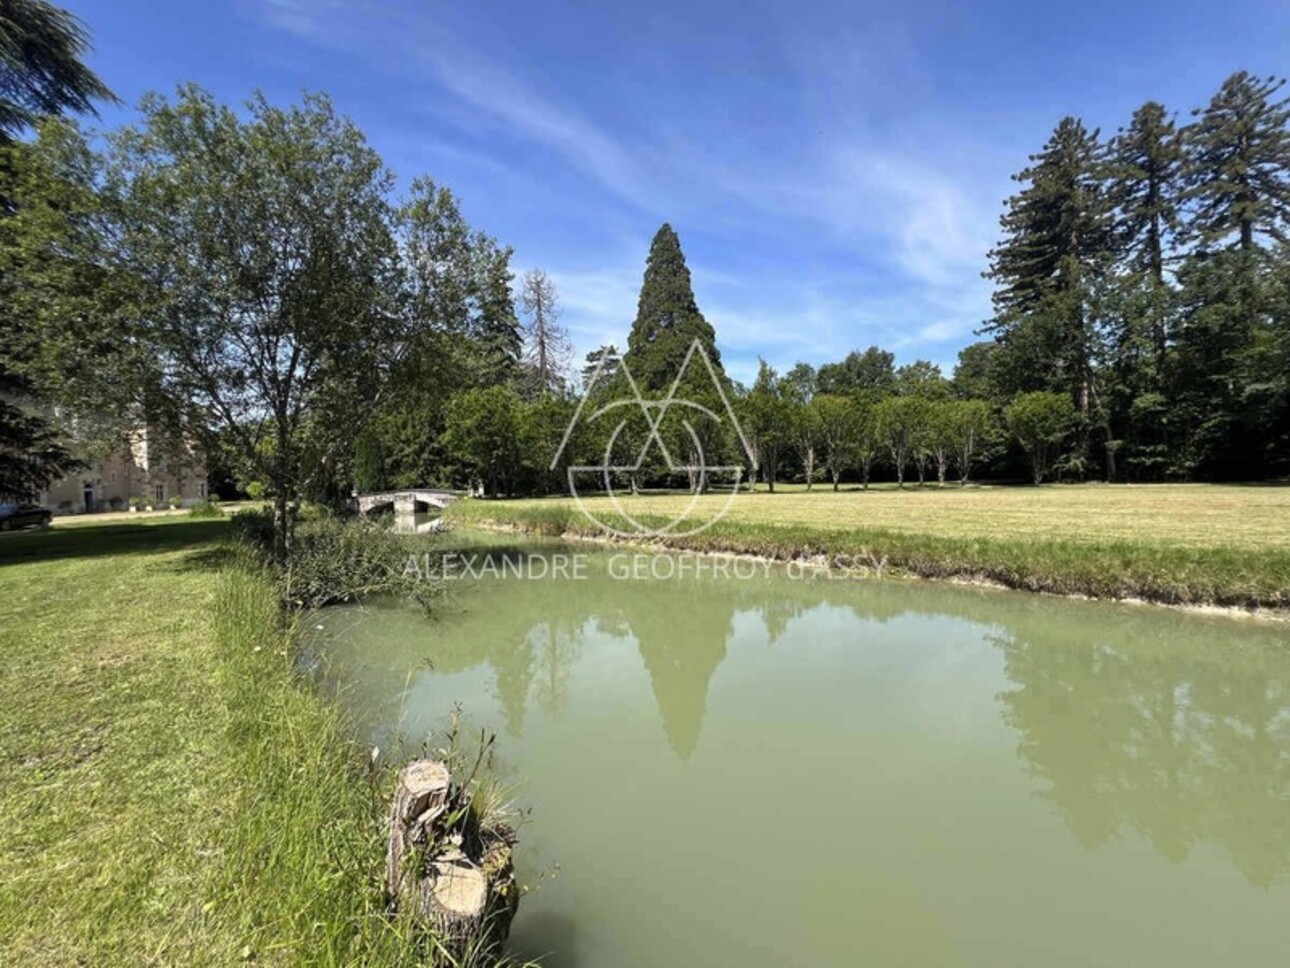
[198,482,207,499]
[154,483,164,501]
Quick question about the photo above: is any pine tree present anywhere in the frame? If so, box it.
[1102,102,1185,468]
[0,0,116,143]
[624,223,725,392]
[985,117,1114,417]
[581,344,620,390]
[1108,101,1183,283]
[1172,73,1290,475]
[519,268,571,395]
[1183,72,1290,252]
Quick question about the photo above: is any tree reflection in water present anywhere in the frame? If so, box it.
[310,539,1290,886]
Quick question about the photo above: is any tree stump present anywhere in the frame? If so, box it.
[386,759,519,963]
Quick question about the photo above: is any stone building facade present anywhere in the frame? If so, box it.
[38,426,207,514]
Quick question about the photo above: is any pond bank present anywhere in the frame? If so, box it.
[445,500,1290,613]
[0,517,523,965]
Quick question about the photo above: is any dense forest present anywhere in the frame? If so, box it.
[2,1,1288,554]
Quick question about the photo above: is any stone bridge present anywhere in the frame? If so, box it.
[355,488,463,515]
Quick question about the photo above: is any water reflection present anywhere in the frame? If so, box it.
[993,607,1290,886]
[311,540,1290,887]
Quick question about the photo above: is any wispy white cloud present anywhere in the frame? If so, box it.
[246,0,1003,376]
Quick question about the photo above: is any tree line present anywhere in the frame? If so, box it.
[979,71,1290,481]
[2,0,1287,563]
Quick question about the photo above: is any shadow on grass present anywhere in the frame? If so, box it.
[0,518,234,569]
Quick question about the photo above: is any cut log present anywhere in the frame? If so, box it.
[385,759,519,964]
[386,759,452,902]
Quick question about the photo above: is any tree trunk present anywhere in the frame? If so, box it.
[804,447,815,491]
[386,760,518,963]
[272,492,292,565]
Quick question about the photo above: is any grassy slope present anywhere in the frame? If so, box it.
[446,483,1290,608]
[0,518,418,966]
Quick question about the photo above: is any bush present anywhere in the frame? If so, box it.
[233,509,439,608]
[189,499,226,519]
[282,516,437,608]
[231,507,275,547]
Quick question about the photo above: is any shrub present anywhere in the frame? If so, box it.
[282,516,438,608]
[233,509,439,608]
[231,507,275,548]
[189,499,226,519]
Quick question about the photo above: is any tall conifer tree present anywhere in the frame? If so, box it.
[624,223,726,392]
[1183,72,1290,252]
[985,117,1114,416]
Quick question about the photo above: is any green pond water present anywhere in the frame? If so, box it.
[308,535,1290,967]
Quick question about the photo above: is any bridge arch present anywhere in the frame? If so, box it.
[355,489,463,516]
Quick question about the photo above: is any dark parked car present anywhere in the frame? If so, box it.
[0,503,52,531]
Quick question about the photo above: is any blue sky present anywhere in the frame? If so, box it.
[73,0,1290,384]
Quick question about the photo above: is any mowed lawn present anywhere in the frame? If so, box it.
[482,483,1290,551]
[0,517,239,963]
[0,517,403,966]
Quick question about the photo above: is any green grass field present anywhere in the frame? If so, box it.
[447,483,1290,608]
[0,517,442,966]
[458,482,1290,550]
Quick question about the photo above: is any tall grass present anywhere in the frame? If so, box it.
[208,548,532,966]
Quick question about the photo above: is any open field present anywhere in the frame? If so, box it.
[457,483,1290,550]
[446,483,1290,608]
[0,518,425,965]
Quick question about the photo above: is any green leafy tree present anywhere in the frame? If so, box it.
[443,385,523,496]
[519,393,580,494]
[896,360,951,399]
[743,360,793,492]
[352,427,386,494]
[816,346,896,395]
[783,362,819,488]
[624,223,725,392]
[926,400,956,485]
[1006,391,1076,484]
[0,397,81,498]
[107,87,404,560]
[581,344,620,389]
[951,341,1003,402]
[0,3,113,497]
[396,177,520,386]
[1105,100,1184,403]
[811,393,857,491]
[946,399,995,484]
[875,395,931,488]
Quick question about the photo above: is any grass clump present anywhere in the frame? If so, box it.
[189,498,227,519]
